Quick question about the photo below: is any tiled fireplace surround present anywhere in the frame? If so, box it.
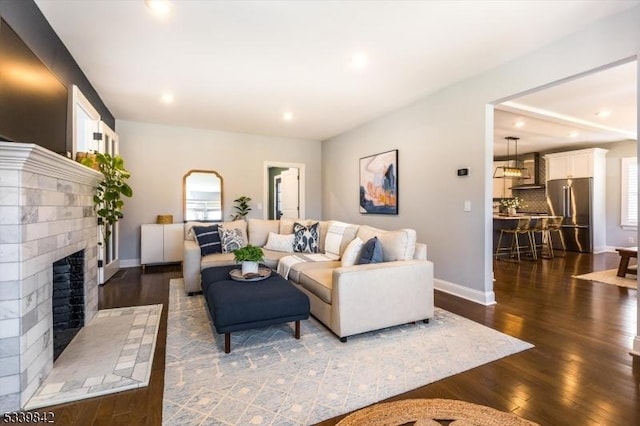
[0,142,102,412]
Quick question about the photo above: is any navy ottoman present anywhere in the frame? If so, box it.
[201,265,310,353]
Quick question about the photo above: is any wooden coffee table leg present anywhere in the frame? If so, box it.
[295,320,300,339]
[617,255,630,277]
[225,333,231,353]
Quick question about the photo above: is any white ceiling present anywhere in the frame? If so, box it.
[35,0,639,141]
[494,60,637,157]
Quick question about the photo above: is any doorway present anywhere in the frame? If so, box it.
[72,84,122,284]
[98,121,120,284]
[488,58,638,288]
[263,161,306,220]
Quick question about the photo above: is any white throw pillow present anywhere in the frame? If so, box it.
[248,219,279,246]
[341,237,364,267]
[325,221,351,259]
[264,232,295,253]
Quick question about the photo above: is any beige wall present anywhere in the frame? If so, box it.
[116,120,321,264]
[322,6,640,304]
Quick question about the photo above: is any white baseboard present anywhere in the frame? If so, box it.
[120,259,494,306]
[120,259,140,268]
[597,246,618,254]
[434,278,496,306]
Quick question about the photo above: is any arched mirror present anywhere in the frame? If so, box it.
[183,170,223,221]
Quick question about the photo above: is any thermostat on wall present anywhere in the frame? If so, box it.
[457,168,469,176]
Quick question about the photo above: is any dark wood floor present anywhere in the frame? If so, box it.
[30,253,639,425]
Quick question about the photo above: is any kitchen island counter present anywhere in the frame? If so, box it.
[492,215,551,255]
[493,214,550,220]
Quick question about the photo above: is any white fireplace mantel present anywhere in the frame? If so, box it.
[0,142,102,185]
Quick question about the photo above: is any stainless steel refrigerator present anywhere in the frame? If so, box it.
[546,178,593,252]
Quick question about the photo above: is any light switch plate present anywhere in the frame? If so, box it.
[464,201,471,212]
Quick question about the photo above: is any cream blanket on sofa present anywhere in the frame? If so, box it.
[276,222,355,278]
[277,253,338,279]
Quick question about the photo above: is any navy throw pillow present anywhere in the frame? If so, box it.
[192,225,222,256]
[293,222,319,253]
[358,236,383,264]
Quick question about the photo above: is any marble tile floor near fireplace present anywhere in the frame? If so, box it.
[25,304,162,410]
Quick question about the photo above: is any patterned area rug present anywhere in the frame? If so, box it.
[163,279,533,425]
[25,304,162,410]
[573,269,637,289]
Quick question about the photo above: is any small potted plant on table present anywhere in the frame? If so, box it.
[500,197,526,216]
[233,245,264,276]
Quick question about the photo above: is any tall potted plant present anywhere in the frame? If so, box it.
[86,152,133,242]
[231,196,252,220]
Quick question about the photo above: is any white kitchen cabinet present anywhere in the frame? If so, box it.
[545,155,570,180]
[493,177,513,199]
[545,148,606,180]
[492,160,513,199]
[570,152,594,178]
[141,223,184,269]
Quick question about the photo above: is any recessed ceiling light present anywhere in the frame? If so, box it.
[569,131,580,138]
[145,0,171,16]
[595,109,612,118]
[283,111,293,122]
[349,52,369,69]
[513,120,526,128]
[161,93,174,104]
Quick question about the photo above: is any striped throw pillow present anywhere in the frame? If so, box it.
[192,225,222,256]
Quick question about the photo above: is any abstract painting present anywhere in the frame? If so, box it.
[359,149,398,214]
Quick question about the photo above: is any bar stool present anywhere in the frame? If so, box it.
[531,217,552,259]
[495,217,536,262]
[547,216,566,255]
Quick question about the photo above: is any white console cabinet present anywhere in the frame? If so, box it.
[141,223,184,270]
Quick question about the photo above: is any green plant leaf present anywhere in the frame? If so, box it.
[233,244,264,262]
[121,183,133,197]
[113,156,124,168]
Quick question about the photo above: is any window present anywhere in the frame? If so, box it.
[621,157,637,227]
[72,85,100,155]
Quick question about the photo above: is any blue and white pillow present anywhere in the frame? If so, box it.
[293,222,319,253]
[220,227,245,253]
[192,225,222,256]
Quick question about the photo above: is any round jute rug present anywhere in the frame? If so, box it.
[336,398,539,426]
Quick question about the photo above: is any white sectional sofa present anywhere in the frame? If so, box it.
[182,218,434,340]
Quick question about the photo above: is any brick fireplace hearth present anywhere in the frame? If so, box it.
[0,142,102,412]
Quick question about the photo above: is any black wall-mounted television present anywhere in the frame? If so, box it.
[0,18,68,155]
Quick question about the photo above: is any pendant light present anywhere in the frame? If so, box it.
[493,136,531,179]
